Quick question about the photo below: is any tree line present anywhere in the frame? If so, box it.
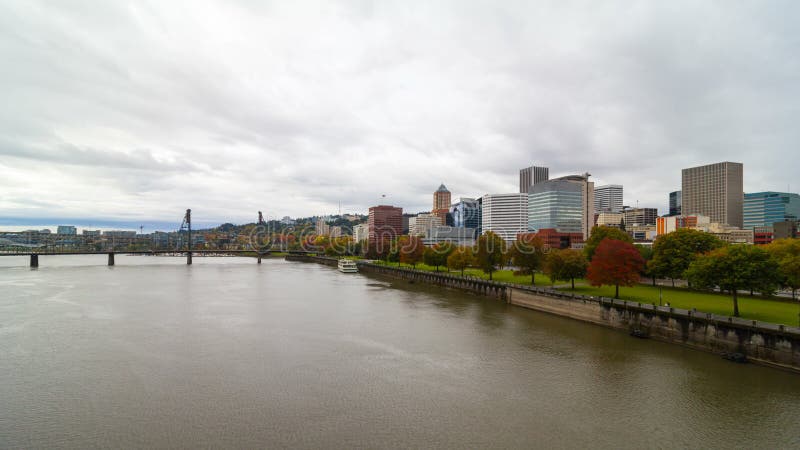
[362,226,800,318]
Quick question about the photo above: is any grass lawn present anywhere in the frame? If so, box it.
[559,284,800,326]
[372,261,554,286]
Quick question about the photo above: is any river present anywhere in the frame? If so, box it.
[1,255,799,448]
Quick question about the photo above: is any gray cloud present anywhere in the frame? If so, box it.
[0,0,798,226]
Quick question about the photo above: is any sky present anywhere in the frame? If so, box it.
[1,0,798,229]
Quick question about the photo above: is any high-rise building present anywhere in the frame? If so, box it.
[594,185,623,213]
[519,166,549,193]
[368,205,403,243]
[528,174,594,240]
[681,162,743,228]
[623,207,658,226]
[450,198,481,233]
[743,192,800,229]
[481,193,529,242]
[432,184,451,223]
[669,191,682,216]
[409,213,443,237]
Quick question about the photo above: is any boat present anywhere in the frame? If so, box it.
[338,259,358,273]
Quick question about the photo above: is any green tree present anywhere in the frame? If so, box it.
[423,242,455,271]
[636,244,656,285]
[447,246,474,276]
[584,226,632,260]
[767,238,800,299]
[475,231,507,280]
[543,249,587,289]
[685,245,781,317]
[649,228,723,286]
[511,234,545,285]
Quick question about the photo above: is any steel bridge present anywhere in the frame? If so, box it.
[0,209,313,267]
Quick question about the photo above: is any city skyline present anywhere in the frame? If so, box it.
[1,1,799,224]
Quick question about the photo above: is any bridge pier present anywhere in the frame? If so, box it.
[108,252,115,266]
[187,252,192,265]
[30,254,38,268]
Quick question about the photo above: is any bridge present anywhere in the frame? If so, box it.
[0,209,314,267]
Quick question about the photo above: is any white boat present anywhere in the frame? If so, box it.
[338,259,358,273]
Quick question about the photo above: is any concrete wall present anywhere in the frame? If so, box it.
[285,255,800,372]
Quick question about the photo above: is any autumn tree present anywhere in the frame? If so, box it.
[649,228,723,286]
[447,246,474,276]
[587,239,645,298]
[584,226,632,260]
[510,234,546,285]
[543,249,587,289]
[399,236,424,267]
[767,238,800,299]
[475,231,507,280]
[685,244,781,317]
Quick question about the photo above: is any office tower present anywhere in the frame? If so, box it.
[681,162,743,228]
[432,184,451,222]
[450,198,481,231]
[594,185,623,213]
[409,213,443,237]
[528,173,594,240]
[368,205,403,243]
[623,207,658,226]
[669,191,682,216]
[481,193,529,242]
[743,192,800,229]
[519,166,549,193]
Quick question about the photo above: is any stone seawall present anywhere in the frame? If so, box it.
[285,255,800,372]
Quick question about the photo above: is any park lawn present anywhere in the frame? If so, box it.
[559,284,800,326]
[372,261,553,285]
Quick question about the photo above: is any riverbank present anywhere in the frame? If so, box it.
[287,255,800,373]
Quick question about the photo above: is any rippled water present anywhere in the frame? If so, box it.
[1,255,799,448]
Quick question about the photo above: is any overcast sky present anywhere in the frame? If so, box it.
[1,0,798,226]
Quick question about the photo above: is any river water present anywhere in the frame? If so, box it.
[1,255,799,448]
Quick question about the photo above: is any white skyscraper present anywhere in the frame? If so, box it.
[594,185,623,213]
[481,193,529,242]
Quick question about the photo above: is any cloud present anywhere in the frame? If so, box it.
[0,0,798,226]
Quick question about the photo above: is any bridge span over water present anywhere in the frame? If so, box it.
[0,209,314,267]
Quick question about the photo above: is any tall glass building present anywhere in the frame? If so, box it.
[528,180,585,235]
[669,190,681,216]
[743,192,800,229]
[450,198,481,234]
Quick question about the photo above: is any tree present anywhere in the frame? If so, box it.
[686,244,781,317]
[584,226,632,260]
[636,244,656,286]
[649,228,723,286]
[543,249,587,289]
[767,238,800,299]
[423,242,454,271]
[399,236,424,267]
[475,231,507,280]
[510,234,545,284]
[447,246,474,276]
[587,239,645,298]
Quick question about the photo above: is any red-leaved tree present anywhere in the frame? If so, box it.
[587,239,645,299]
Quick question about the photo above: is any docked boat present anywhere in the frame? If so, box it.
[338,259,358,273]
